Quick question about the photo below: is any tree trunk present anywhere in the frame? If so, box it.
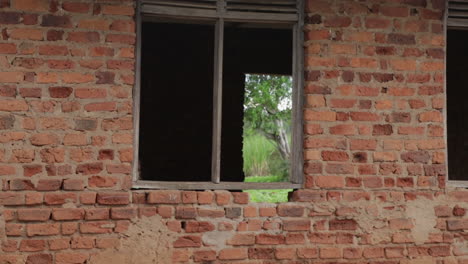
[274,119,290,161]
[263,119,290,162]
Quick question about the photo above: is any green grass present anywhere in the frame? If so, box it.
[242,134,291,203]
[244,175,292,203]
[244,175,284,183]
[243,134,276,177]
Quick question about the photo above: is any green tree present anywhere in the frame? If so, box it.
[244,74,292,162]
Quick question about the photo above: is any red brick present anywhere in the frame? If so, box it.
[366,17,391,29]
[30,133,59,146]
[36,179,62,191]
[275,248,296,259]
[232,192,249,204]
[173,235,202,248]
[67,32,100,43]
[18,209,51,222]
[350,139,377,150]
[9,28,43,40]
[256,234,285,245]
[147,190,181,204]
[322,151,349,161]
[62,222,78,235]
[320,247,342,259]
[63,179,84,191]
[184,221,215,233]
[97,192,129,205]
[26,253,52,264]
[75,88,106,99]
[38,45,68,56]
[259,207,277,217]
[101,5,134,15]
[41,15,71,28]
[0,43,16,54]
[84,102,116,112]
[381,6,409,17]
[277,204,304,217]
[48,238,70,251]
[285,233,305,245]
[71,236,94,249]
[85,208,109,220]
[219,248,248,260]
[111,207,137,220]
[19,239,46,252]
[283,219,311,231]
[44,193,77,205]
[227,233,255,246]
[329,219,358,230]
[157,205,174,218]
[80,221,113,234]
[315,175,345,188]
[297,247,318,259]
[363,247,385,259]
[290,190,326,202]
[27,223,59,237]
[193,250,216,262]
[0,192,25,205]
[110,20,135,32]
[106,34,135,44]
[5,223,23,236]
[62,2,90,13]
[52,208,84,221]
[13,0,48,11]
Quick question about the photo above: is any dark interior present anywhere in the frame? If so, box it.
[139,20,292,182]
[448,29,468,181]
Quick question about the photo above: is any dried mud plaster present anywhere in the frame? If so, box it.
[406,197,438,245]
[89,215,177,264]
[316,195,457,246]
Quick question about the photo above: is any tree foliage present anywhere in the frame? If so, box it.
[243,74,292,164]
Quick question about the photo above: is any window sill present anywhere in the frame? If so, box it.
[447,180,468,188]
[132,180,302,190]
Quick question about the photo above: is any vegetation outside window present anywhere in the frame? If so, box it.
[132,0,304,190]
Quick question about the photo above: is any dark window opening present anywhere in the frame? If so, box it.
[139,21,292,183]
[139,22,214,181]
[447,29,468,181]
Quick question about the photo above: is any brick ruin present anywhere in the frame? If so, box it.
[1,0,468,263]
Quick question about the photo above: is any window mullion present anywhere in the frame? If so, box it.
[211,17,224,184]
[133,0,143,183]
[290,0,304,185]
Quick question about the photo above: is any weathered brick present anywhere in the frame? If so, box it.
[27,223,60,236]
[97,192,129,205]
[173,235,202,248]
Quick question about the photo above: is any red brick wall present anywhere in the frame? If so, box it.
[1,0,468,263]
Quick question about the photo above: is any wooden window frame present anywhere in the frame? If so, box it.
[132,0,304,190]
[446,0,468,187]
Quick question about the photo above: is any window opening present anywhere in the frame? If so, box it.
[133,0,304,190]
[447,1,468,182]
[139,21,214,182]
[447,28,468,181]
[242,74,294,202]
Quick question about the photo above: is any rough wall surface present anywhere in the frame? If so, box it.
[0,0,467,263]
